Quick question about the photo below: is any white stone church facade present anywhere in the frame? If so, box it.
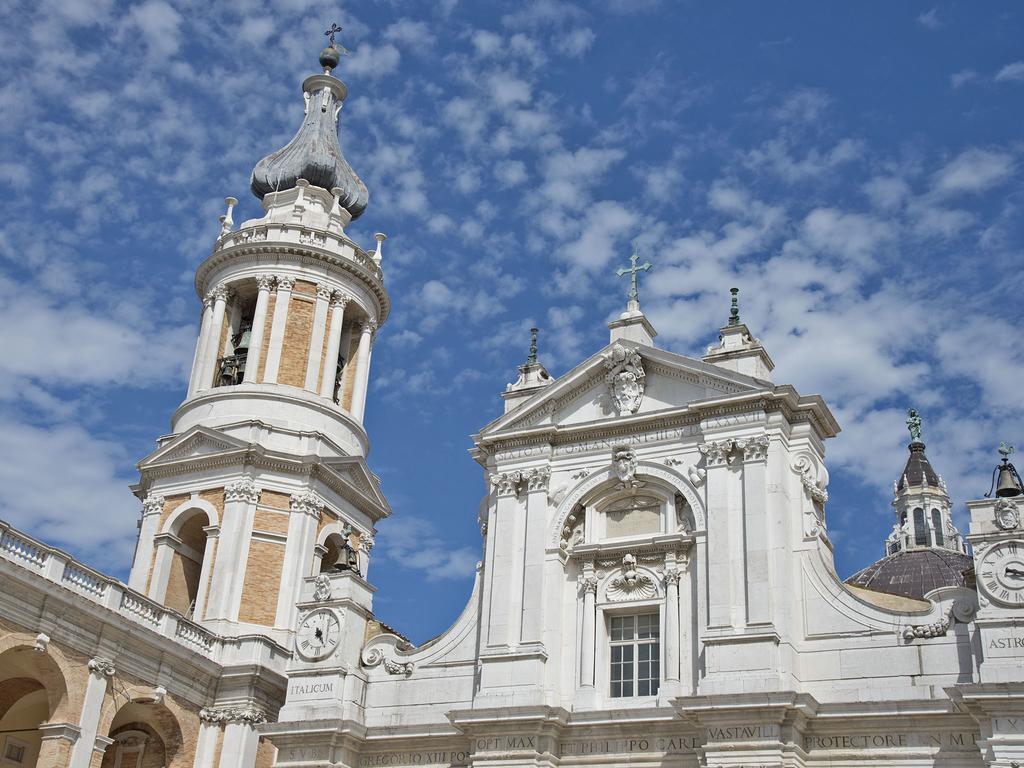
[0,39,1022,768]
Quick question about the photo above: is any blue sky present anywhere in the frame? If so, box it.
[1,1,1022,643]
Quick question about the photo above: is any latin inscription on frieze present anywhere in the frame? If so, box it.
[361,751,470,767]
[287,674,339,703]
[986,633,1024,657]
[804,732,979,751]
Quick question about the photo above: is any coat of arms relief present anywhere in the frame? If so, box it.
[604,343,646,415]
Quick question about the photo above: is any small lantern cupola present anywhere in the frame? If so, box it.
[702,287,774,381]
[502,327,553,413]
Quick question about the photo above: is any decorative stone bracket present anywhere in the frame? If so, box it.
[362,638,415,676]
[901,599,976,642]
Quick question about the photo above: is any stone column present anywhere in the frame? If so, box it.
[700,439,736,628]
[217,709,266,768]
[319,293,349,399]
[520,467,550,645]
[192,714,221,768]
[303,284,334,391]
[128,493,164,593]
[261,276,295,384]
[242,275,274,384]
[484,473,522,648]
[274,491,324,630]
[198,284,231,392]
[68,658,115,768]
[739,435,771,625]
[146,534,177,603]
[580,576,598,688]
[664,569,682,688]
[205,479,260,623]
[187,295,214,396]
[349,320,376,422]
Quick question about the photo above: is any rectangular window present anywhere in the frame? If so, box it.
[3,738,26,764]
[609,613,660,698]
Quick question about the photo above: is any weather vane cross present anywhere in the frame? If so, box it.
[616,240,652,305]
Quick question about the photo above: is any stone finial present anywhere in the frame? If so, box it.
[220,197,238,235]
[728,287,740,326]
[373,232,387,263]
[527,327,539,365]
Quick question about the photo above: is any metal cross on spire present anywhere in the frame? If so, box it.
[325,23,343,46]
[616,240,652,306]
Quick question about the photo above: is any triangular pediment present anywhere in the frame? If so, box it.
[139,426,250,468]
[481,342,770,438]
[320,456,391,518]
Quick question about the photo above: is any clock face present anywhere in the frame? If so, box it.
[979,540,1024,607]
[296,609,342,660]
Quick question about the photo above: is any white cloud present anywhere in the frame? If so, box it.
[932,148,1015,195]
[384,19,435,49]
[773,87,830,123]
[563,27,596,58]
[345,43,402,79]
[917,7,942,29]
[995,61,1024,83]
[495,159,528,186]
[746,137,863,183]
[950,69,978,89]
[375,515,478,581]
[125,0,183,58]
[470,30,503,57]
[559,200,638,271]
[238,17,275,47]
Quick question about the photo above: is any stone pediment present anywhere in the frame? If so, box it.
[481,342,769,438]
[138,426,250,468]
[320,456,391,518]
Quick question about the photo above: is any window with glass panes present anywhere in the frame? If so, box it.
[609,613,660,697]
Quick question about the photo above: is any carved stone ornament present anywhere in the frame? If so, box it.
[141,493,165,516]
[698,440,735,468]
[603,343,646,415]
[490,471,523,497]
[901,599,976,642]
[199,707,268,726]
[255,274,275,291]
[580,575,599,594]
[560,506,586,551]
[606,554,657,602]
[525,467,551,493]
[361,647,414,676]
[995,499,1021,531]
[791,455,829,505]
[88,657,116,677]
[313,574,332,602]
[359,533,375,553]
[34,633,49,653]
[737,435,770,463]
[687,465,707,487]
[664,569,682,586]
[224,478,260,505]
[613,446,639,488]
[290,490,324,517]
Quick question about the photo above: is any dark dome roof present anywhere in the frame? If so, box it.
[846,548,973,600]
[896,441,940,491]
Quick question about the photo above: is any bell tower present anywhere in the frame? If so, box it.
[127,36,391,646]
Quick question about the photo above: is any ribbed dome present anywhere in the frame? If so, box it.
[846,548,973,600]
[896,441,940,490]
[250,73,368,220]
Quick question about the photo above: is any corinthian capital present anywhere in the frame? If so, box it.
[211,283,232,303]
[581,575,599,595]
[141,493,165,517]
[290,490,324,518]
[316,284,334,301]
[664,569,682,586]
[525,467,551,492]
[276,276,296,291]
[331,291,350,309]
[224,478,260,505]
[737,434,770,463]
[255,274,275,291]
[698,439,734,467]
[490,471,522,497]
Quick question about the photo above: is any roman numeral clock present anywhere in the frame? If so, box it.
[297,607,342,660]
[979,540,1024,607]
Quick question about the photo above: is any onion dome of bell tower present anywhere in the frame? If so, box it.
[250,24,368,220]
[845,409,972,601]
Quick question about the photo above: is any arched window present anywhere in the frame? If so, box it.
[931,509,944,546]
[165,511,209,617]
[913,508,928,546]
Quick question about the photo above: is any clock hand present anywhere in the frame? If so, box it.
[315,627,325,645]
[1005,567,1024,579]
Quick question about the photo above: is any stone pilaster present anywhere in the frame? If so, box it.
[262,276,295,384]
